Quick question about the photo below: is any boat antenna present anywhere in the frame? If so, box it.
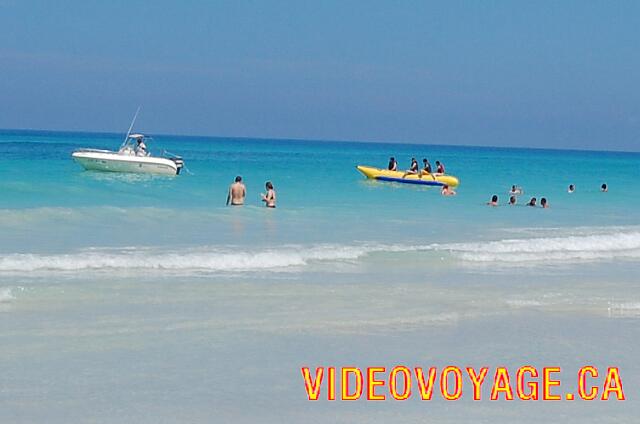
[120,105,141,149]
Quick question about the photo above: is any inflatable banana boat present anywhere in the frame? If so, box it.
[356,165,460,187]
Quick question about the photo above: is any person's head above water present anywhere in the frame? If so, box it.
[235,176,242,183]
[601,183,608,191]
[509,195,516,205]
[568,184,575,192]
[528,197,537,206]
[541,197,548,207]
[491,195,498,203]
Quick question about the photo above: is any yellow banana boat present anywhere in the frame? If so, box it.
[356,165,460,187]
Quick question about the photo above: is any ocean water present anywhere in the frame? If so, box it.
[1,130,639,423]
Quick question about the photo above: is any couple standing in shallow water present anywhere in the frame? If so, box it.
[226,176,276,208]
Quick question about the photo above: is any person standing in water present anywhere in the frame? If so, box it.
[388,157,398,171]
[226,176,246,206]
[487,195,499,206]
[527,197,537,207]
[261,181,276,208]
[540,198,549,208]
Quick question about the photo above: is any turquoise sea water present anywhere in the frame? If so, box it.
[1,130,638,252]
[1,130,639,422]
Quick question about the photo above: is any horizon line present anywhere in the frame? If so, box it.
[1,126,638,156]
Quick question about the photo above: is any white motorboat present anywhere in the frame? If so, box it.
[72,134,184,175]
[72,109,184,175]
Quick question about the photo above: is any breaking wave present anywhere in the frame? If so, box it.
[433,231,640,263]
[0,228,638,274]
[0,244,383,273]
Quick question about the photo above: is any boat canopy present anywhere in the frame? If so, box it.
[128,133,145,139]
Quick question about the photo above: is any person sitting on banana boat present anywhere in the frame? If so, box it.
[388,157,398,171]
[420,158,433,179]
[402,158,419,177]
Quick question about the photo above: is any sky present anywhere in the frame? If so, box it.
[1,0,639,151]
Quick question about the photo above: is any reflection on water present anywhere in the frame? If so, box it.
[80,170,176,184]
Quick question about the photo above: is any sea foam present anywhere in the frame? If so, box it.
[0,287,14,302]
[433,231,640,263]
[0,229,638,274]
[0,244,377,273]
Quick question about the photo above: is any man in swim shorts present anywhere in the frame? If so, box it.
[226,176,246,206]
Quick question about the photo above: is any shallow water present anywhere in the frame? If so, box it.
[1,130,639,422]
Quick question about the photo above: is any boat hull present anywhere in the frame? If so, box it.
[72,151,180,175]
[356,165,459,187]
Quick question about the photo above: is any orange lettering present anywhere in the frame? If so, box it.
[342,367,364,401]
[301,367,323,400]
[601,367,625,400]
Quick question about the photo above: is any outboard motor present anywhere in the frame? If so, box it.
[170,157,184,175]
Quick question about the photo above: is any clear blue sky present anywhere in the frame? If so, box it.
[1,0,639,150]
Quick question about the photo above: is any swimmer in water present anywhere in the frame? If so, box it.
[509,185,523,195]
[226,176,246,206]
[441,184,456,196]
[261,181,276,208]
[540,197,549,208]
[568,184,575,193]
[509,195,517,205]
[527,197,537,207]
[403,158,419,177]
[487,195,499,206]
[388,157,397,171]
[601,183,608,192]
